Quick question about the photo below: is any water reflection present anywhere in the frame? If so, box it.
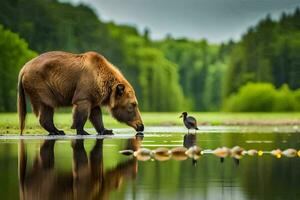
[2,131,298,200]
[183,133,198,166]
[18,136,143,200]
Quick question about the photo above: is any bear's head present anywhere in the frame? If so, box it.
[109,83,144,132]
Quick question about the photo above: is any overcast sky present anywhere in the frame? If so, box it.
[66,0,300,43]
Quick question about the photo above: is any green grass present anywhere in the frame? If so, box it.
[0,112,300,134]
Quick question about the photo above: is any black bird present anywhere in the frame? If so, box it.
[180,112,199,133]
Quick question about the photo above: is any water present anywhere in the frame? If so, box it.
[0,127,300,200]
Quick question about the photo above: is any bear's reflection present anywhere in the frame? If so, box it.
[18,136,143,200]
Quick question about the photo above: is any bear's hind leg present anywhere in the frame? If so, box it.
[72,100,91,135]
[39,104,65,135]
[89,106,113,135]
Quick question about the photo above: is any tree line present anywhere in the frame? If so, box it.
[0,0,299,112]
[224,10,300,97]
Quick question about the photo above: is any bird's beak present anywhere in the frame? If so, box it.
[179,114,183,118]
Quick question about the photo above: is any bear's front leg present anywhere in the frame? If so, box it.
[89,106,113,135]
[71,100,91,135]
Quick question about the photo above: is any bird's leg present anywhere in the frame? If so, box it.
[220,158,224,163]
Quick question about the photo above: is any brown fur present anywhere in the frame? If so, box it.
[18,51,143,135]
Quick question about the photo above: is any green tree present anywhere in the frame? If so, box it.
[156,38,222,111]
[126,45,185,111]
[0,25,36,111]
[225,9,300,97]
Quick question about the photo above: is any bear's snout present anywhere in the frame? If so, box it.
[136,124,144,132]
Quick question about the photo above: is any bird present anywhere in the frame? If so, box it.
[282,148,297,158]
[186,146,202,166]
[152,147,171,161]
[231,146,245,165]
[270,149,282,158]
[212,147,231,163]
[134,148,152,161]
[247,149,258,156]
[231,146,245,159]
[119,148,153,161]
[180,112,199,133]
[170,147,188,160]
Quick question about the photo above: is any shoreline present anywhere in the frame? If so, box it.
[0,125,299,136]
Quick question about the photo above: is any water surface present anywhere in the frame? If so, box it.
[0,127,300,200]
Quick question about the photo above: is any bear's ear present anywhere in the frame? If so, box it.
[116,84,125,97]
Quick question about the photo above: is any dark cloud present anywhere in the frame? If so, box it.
[66,0,300,43]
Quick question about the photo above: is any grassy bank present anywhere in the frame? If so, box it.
[0,112,300,134]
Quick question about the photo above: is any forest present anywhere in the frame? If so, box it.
[0,0,299,112]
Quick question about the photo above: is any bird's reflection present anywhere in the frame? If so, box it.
[183,133,197,148]
[18,135,143,200]
[183,133,198,166]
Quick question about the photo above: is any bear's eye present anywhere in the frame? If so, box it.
[128,104,134,112]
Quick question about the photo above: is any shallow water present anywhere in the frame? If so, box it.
[0,127,300,200]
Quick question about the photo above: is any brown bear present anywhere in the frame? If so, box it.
[18,51,144,135]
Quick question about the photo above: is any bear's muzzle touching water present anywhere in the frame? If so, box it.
[18,51,144,135]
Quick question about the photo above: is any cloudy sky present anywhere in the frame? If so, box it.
[66,0,300,43]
